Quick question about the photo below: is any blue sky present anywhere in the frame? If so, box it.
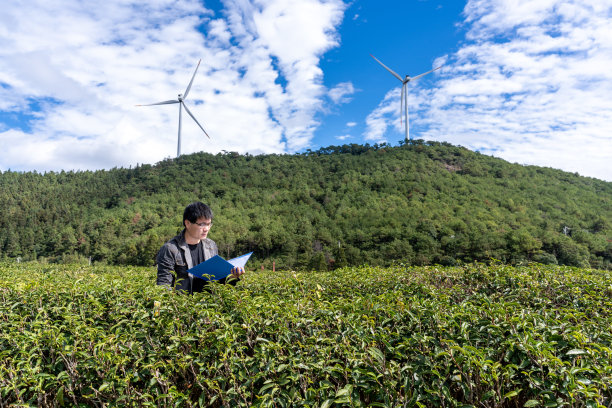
[0,0,610,181]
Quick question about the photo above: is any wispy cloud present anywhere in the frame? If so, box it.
[365,88,402,144]
[0,0,346,171]
[328,81,355,104]
[365,0,612,181]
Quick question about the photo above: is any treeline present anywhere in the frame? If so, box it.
[0,140,610,270]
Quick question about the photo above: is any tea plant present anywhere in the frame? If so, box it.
[0,262,611,407]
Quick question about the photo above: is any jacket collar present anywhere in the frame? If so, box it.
[176,229,188,248]
[175,230,211,269]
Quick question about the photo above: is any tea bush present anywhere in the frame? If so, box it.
[0,262,611,407]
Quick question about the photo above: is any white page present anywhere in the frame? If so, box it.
[228,252,253,268]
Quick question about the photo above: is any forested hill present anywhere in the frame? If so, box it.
[1,141,610,270]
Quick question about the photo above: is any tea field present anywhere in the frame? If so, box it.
[1,262,611,407]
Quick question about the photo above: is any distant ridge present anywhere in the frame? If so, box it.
[0,141,610,270]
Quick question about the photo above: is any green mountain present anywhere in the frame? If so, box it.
[1,141,610,269]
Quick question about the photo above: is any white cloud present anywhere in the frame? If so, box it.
[366,0,612,181]
[328,81,355,104]
[0,0,347,171]
[365,88,403,143]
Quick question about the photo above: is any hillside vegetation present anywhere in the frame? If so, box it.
[1,262,611,406]
[0,141,610,269]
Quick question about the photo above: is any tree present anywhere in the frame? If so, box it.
[310,251,328,271]
[333,243,348,269]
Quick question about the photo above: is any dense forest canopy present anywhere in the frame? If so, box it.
[1,140,610,270]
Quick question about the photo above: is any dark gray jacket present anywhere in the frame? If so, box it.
[156,230,218,294]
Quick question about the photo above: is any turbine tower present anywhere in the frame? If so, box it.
[371,54,441,141]
[137,60,210,157]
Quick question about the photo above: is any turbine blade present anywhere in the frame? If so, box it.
[136,100,179,106]
[183,59,201,100]
[410,65,443,81]
[370,54,404,83]
[182,101,210,139]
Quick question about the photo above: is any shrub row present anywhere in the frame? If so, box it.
[0,262,611,407]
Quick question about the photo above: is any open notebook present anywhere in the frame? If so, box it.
[187,252,253,281]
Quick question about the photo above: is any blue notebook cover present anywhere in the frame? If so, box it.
[188,252,253,281]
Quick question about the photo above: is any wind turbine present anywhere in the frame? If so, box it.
[137,60,210,157]
[370,54,441,141]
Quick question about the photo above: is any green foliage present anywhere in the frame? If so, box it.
[0,262,611,406]
[0,142,610,270]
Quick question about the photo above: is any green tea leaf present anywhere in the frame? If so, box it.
[504,389,521,399]
[320,399,334,408]
[566,349,586,356]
